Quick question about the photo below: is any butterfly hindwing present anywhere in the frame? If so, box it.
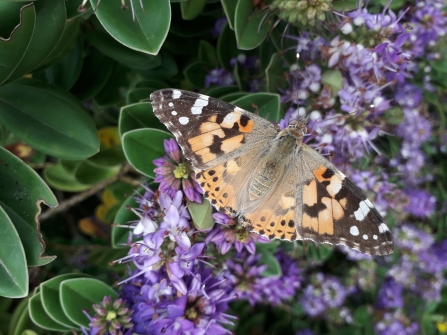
[296,144,393,256]
[151,89,278,170]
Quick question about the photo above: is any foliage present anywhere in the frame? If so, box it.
[1,0,447,335]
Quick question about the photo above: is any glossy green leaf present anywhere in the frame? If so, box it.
[40,274,88,330]
[8,295,40,335]
[0,3,35,85]
[188,198,215,231]
[71,48,115,101]
[257,244,282,277]
[332,0,358,11]
[7,0,67,84]
[87,144,126,168]
[122,128,173,178]
[29,293,69,331]
[219,92,248,102]
[184,62,210,88]
[0,77,99,160]
[198,40,217,66]
[181,0,207,20]
[270,21,299,66]
[234,0,270,50]
[0,146,57,268]
[91,0,171,55]
[74,161,120,185]
[127,88,153,105]
[266,53,288,93]
[321,69,343,96]
[217,23,239,70]
[111,190,140,248]
[34,17,81,71]
[44,162,92,192]
[119,102,167,136]
[232,93,281,122]
[201,86,239,98]
[45,37,83,90]
[60,278,117,327]
[83,17,162,70]
[94,63,128,107]
[221,0,236,29]
[140,51,178,80]
[0,206,27,298]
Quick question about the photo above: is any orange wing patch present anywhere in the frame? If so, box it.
[313,166,343,197]
[196,160,241,216]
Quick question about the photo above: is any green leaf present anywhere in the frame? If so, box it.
[321,69,343,96]
[40,274,88,330]
[232,93,281,122]
[219,92,248,102]
[234,0,270,50]
[270,21,299,66]
[8,295,40,335]
[332,0,359,11]
[60,278,117,327]
[66,0,91,19]
[140,51,178,80]
[34,17,81,71]
[127,88,153,105]
[199,40,217,66]
[0,146,57,268]
[122,128,173,178]
[29,293,70,331]
[266,53,288,93]
[221,0,237,30]
[201,86,239,98]
[91,0,171,55]
[119,102,167,136]
[74,161,120,185]
[180,0,207,20]
[0,3,35,85]
[184,62,210,89]
[258,247,282,277]
[217,23,239,70]
[6,0,67,84]
[45,36,83,90]
[188,198,215,231]
[83,17,162,70]
[43,162,92,192]
[95,63,129,107]
[111,188,141,248]
[71,48,115,101]
[0,77,100,160]
[0,205,27,298]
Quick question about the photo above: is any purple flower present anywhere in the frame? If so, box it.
[377,278,404,309]
[205,68,235,87]
[206,212,269,255]
[375,310,419,335]
[154,139,203,203]
[403,188,436,217]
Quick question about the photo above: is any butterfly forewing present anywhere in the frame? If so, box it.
[150,89,277,170]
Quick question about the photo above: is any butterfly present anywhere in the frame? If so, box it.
[150,89,394,256]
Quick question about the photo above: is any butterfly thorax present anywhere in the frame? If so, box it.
[248,120,307,201]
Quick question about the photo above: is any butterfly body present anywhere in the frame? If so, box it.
[150,89,394,256]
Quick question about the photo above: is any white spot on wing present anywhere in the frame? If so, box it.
[171,111,177,116]
[365,199,374,208]
[373,234,378,240]
[379,223,388,233]
[200,94,209,101]
[363,234,368,240]
[350,226,359,236]
[172,90,181,99]
[354,200,371,221]
[191,97,209,115]
[169,102,174,107]
[179,116,189,125]
[339,171,346,179]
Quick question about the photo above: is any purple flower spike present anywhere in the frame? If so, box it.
[154,139,202,203]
